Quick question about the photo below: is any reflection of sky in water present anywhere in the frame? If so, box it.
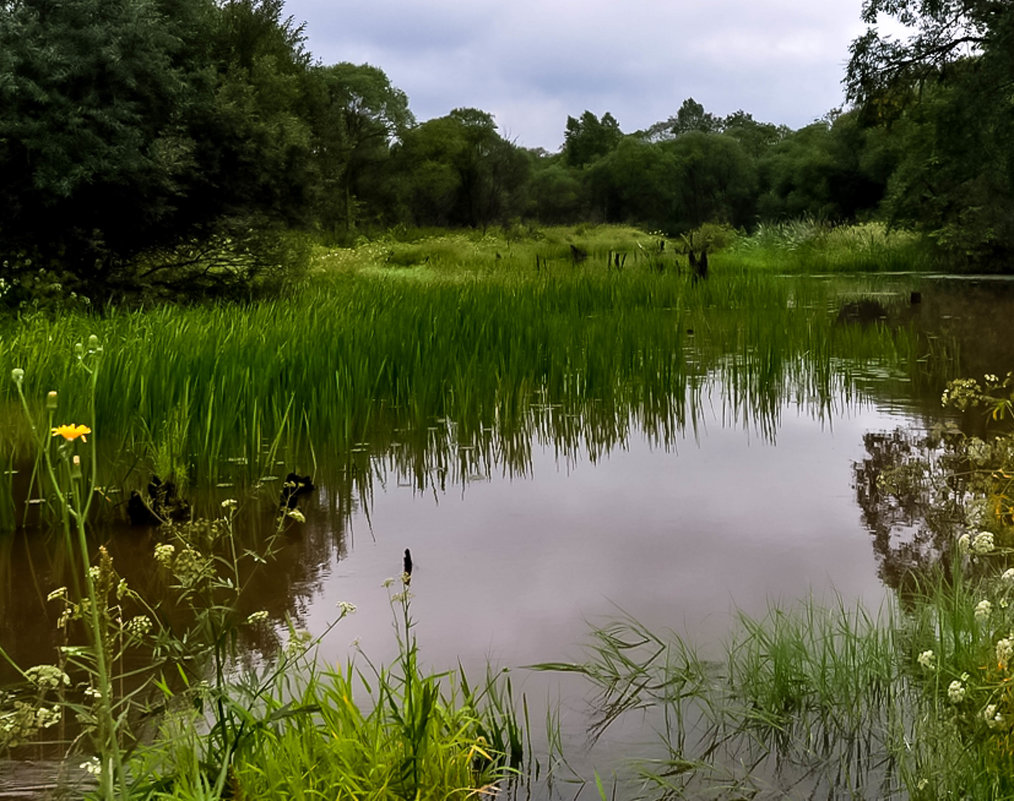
[302,399,922,679]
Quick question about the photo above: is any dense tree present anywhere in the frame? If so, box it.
[756,115,891,222]
[309,63,413,237]
[846,0,1011,112]
[587,139,676,227]
[0,0,317,301]
[643,98,722,142]
[720,111,788,158]
[664,132,756,230]
[846,0,1014,264]
[525,159,587,223]
[391,109,528,229]
[0,0,202,272]
[562,111,623,167]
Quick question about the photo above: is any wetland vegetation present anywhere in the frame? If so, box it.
[2,0,1013,798]
[1,226,1013,800]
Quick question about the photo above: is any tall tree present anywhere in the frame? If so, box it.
[0,0,202,273]
[643,98,721,141]
[562,111,622,167]
[391,109,527,228]
[309,62,413,236]
[664,132,755,230]
[846,0,1014,265]
[845,0,1010,112]
[0,0,317,300]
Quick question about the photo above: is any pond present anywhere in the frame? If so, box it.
[2,272,1013,798]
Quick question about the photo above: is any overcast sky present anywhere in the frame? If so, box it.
[283,0,886,152]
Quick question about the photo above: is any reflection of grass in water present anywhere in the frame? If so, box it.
[0,238,935,519]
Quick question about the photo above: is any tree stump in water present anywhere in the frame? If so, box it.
[689,248,708,281]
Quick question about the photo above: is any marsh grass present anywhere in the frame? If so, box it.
[536,547,1014,801]
[535,598,911,799]
[729,219,933,273]
[0,226,943,530]
[0,369,526,800]
[164,584,528,801]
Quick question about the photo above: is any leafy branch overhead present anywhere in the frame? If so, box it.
[846,0,1012,107]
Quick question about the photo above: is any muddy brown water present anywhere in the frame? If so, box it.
[2,273,1014,798]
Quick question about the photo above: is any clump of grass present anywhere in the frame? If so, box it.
[537,597,910,799]
[537,371,1014,799]
[730,219,932,272]
[138,576,526,801]
[0,351,527,798]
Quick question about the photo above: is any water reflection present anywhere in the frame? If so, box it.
[1,273,1013,796]
[852,427,963,597]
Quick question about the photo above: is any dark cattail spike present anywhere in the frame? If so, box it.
[403,548,413,578]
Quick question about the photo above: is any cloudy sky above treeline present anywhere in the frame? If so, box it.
[284,0,899,151]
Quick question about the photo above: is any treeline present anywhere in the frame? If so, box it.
[1,0,1010,305]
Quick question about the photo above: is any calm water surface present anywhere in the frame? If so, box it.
[322,401,896,671]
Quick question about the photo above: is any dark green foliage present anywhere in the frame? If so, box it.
[587,138,677,227]
[578,128,756,233]
[721,110,789,158]
[308,62,414,238]
[391,108,529,229]
[756,114,892,222]
[0,0,315,303]
[664,132,757,230]
[0,0,201,267]
[563,110,622,167]
[846,0,1014,265]
[525,161,587,223]
[643,97,722,141]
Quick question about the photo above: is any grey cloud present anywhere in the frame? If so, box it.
[288,0,869,149]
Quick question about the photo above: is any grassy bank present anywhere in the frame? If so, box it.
[725,219,934,273]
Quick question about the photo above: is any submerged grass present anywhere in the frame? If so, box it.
[536,597,908,798]
[539,550,1014,800]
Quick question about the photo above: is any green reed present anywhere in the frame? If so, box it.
[728,219,934,273]
[175,580,525,801]
[0,234,937,523]
[537,553,1014,801]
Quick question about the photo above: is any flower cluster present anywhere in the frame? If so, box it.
[917,649,936,670]
[941,378,983,411]
[124,615,152,639]
[154,543,175,568]
[984,704,1007,730]
[972,531,995,555]
[997,637,1014,670]
[337,601,357,617]
[25,665,71,691]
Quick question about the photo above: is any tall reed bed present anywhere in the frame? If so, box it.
[0,253,930,520]
[728,219,933,273]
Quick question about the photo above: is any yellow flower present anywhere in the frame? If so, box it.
[51,424,91,442]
